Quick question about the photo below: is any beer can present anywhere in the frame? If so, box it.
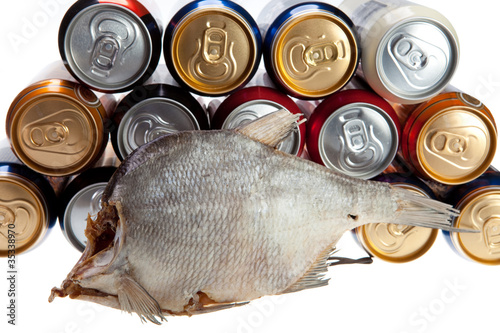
[339,0,460,104]
[400,92,497,185]
[306,89,400,179]
[263,2,359,99]
[6,79,112,177]
[0,144,57,256]
[59,0,163,93]
[164,0,262,96]
[444,172,500,265]
[59,166,116,252]
[111,84,209,161]
[210,86,305,156]
[354,173,438,263]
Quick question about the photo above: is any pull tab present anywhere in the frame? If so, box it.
[0,200,38,242]
[28,122,68,148]
[91,36,120,72]
[389,34,447,88]
[89,188,104,219]
[130,114,179,145]
[430,130,468,157]
[202,27,227,64]
[343,119,368,152]
[304,42,339,67]
[374,223,417,253]
[484,218,500,255]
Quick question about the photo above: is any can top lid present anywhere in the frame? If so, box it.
[453,186,500,265]
[415,100,497,185]
[270,9,358,98]
[0,174,47,256]
[117,97,201,158]
[170,7,260,95]
[356,183,438,263]
[63,183,107,253]
[221,100,302,155]
[7,81,107,176]
[63,3,152,91]
[317,102,399,179]
[377,19,459,102]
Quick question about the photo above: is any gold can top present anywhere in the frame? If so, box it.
[0,174,47,256]
[271,11,358,98]
[416,96,497,185]
[355,184,438,263]
[6,80,108,177]
[170,8,259,95]
[452,187,500,265]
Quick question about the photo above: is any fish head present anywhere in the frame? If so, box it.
[49,202,125,309]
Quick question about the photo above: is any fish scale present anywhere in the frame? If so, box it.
[50,110,462,323]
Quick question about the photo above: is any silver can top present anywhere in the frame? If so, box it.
[221,100,302,155]
[318,103,399,179]
[117,98,200,158]
[63,4,152,91]
[63,183,107,252]
[377,20,459,102]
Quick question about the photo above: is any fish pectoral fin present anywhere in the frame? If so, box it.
[117,274,166,325]
[236,109,304,148]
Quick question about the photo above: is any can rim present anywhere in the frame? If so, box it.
[63,3,153,92]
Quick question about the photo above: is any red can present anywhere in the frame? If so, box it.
[211,86,306,156]
[307,89,401,179]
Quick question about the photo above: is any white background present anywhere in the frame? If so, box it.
[1,1,499,333]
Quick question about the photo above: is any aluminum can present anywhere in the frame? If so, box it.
[444,172,500,265]
[339,0,459,104]
[6,79,113,177]
[210,86,305,156]
[354,173,438,263]
[164,0,262,96]
[58,166,116,252]
[0,143,57,256]
[399,91,497,185]
[111,84,209,160]
[59,0,163,93]
[306,89,400,179]
[263,2,359,99]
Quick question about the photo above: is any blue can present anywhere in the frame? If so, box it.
[0,145,57,256]
[263,2,359,99]
[164,0,262,96]
[444,170,500,265]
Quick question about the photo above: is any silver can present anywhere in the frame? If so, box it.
[306,89,401,179]
[59,0,163,93]
[111,84,209,161]
[339,0,459,104]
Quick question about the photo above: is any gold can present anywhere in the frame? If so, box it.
[354,174,438,263]
[0,145,57,256]
[165,1,262,96]
[263,2,359,99]
[400,92,497,185]
[446,172,500,265]
[6,79,111,177]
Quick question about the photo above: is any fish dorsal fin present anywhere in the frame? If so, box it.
[117,274,166,324]
[236,109,303,148]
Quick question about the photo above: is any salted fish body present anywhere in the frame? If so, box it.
[50,111,458,323]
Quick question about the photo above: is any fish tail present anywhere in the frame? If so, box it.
[391,187,473,233]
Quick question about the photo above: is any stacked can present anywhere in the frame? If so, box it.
[0,143,57,256]
[111,84,209,161]
[59,0,163,93]
[339,0,460,104]
[263,2,359,99]
[306,89,401,179]
[164,0,262,96]
[354,173,438,263]
[445,171,500,265]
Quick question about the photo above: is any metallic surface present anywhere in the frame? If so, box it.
[221,100,302,155]
[317,103,399,179]
[168,5,260,95]
[355,181,438,263]
[117,98,201,158]
[268,6,358,98]
[63,183,107,252]
[63,3,152,91]
[0,172,47,256]
[402,92,497,185]
[6,80,109,176]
